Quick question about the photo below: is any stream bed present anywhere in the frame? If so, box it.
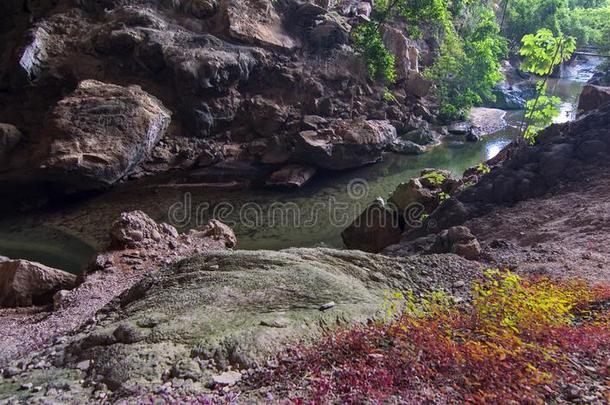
[0,57,600,273]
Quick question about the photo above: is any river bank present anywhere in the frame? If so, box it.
[0,56,600,272]
[1,88,609,404]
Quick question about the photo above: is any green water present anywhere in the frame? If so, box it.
[0,58,598,272]
[0,227,97,273]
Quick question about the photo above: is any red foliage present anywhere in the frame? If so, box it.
[256,275,610,404]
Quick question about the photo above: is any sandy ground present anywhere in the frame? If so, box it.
[466,167,610,285]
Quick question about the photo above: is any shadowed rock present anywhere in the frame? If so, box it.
[8,80,171,190]
[0,260,76,308]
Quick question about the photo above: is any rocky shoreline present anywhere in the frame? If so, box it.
[0,0,508,213]
[1,0,610,402]
[1,85,609,404]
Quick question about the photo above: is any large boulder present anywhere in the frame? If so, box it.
[341,200,402,253]
[578,85,610,116]
[226,0,297,50]
[295,119,397,170]
[28,80,171,190]
[405,71,432,98]
[380,25,418,80]
[343,170,462,253]
[0,260,76,308]
[389,178,436,213]
[309,12,351,49]
[0,123,22,158]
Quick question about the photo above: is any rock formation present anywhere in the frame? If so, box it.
[0,0,441,200]
[578,85,610,116]
[343,100,610,255]
[0,210,235,366]
[0,260,76,308]
[0,248,482,401]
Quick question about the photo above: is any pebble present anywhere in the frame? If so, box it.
[212,371,242,386]
[19,383,33,391]
[76,360,91,371]
[319,301,336,311]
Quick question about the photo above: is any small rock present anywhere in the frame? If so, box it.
[113,323,145,344]
[2,367,20,378]
[212,371,242,386]
[76,360,91,371]
[53,290,71,311]
[447,122,471,135]
[19,383,33,391]
[260,317,290,328]
[319,301,336,311]
[170,358,203,381]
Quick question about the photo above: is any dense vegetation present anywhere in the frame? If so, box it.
[352,0,609,123]
[256,271,610,402]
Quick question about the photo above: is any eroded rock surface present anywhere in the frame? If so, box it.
[0,211,235,367]
[0,260,76,308]
[0,248,482,402]
[2,80,171,190]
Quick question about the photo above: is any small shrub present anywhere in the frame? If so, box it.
[352,22,397,83]
[382,87,397,102]
[422,170,447,186]
[476,162,491,174]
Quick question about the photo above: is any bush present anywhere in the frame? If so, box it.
[503,0,568,48]
[256,271,610,403]
[352,22,397,83]
[560,6,610,48]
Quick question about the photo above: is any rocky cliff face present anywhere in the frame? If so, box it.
[0,0,436,200]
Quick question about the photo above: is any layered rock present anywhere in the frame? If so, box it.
[295,119,397,170]
[0,260,76,308]
[2,80,171,190]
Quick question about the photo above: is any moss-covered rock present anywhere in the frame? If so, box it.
[0,248,481,402]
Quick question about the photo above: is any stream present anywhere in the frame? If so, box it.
[0,57,601,273]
